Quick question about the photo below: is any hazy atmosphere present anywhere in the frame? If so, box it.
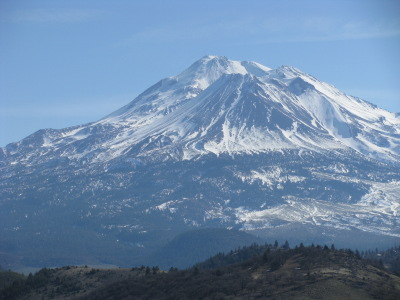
[1,0,399,146]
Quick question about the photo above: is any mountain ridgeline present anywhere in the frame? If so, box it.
[0,55,399,270]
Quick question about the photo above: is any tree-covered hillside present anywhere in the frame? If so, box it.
[1,244,400,300]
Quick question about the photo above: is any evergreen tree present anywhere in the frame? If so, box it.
[283,240,290,249]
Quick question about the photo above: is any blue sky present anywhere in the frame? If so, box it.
[1,0,399,146]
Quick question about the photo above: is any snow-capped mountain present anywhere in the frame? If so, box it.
[3,56,399,165]
[1,56,399,269]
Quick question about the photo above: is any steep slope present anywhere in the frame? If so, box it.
[0,56,399,270]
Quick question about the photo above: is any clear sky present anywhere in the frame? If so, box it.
[1,0,399,146]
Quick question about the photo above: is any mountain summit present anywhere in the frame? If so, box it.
[1,56,399,269]
[101,55,400,161]
[2,56,399,165]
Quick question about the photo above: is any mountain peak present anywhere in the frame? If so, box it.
[174,55,272,90]
[199,54,228,62]
[176,55,246,90]
[5,55,400,163]
[94,55,400,162]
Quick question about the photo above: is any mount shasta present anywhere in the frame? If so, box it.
[1,56,399,269]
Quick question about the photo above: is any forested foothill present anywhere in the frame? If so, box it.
[1,242,399,299]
